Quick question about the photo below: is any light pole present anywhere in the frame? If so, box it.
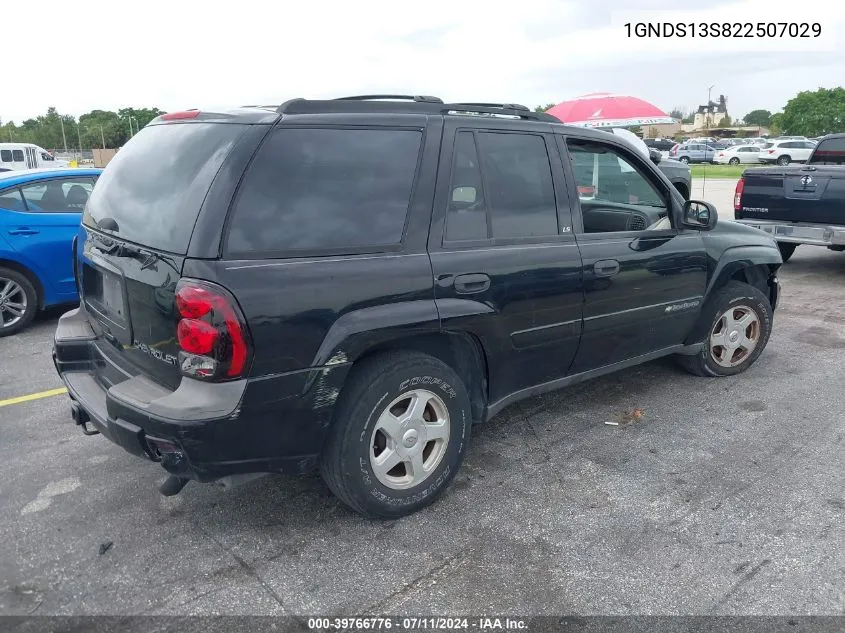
[76,121,83,154]
[60,118,68,152]
[99,125,106,149]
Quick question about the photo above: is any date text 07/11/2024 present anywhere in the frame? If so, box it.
[307,616,528,630]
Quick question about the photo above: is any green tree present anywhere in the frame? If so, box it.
[682,113,694,124]
[79,110,127,148]
[534,103,557,113]
[668,107,685,120]
[743,109,772,127]
[769,112,784,136]
[718,116,732,127]
[118,107,165,138]
[779,87,845,136]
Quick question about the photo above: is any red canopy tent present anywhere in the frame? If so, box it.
[546,93,677,128]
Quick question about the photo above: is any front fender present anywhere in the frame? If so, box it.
[706,245,782,297]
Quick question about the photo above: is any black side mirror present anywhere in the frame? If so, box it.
[681,200,718,230]
[649,148,662,165]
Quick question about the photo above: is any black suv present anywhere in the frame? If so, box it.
[53,95,782,518]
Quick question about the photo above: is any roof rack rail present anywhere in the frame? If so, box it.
[276,98,308,114]
[334,94,444,104]
[453,102,530,112]
[271,97,559,122]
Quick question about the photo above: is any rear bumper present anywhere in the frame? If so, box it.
[53,308,350,482]
[734,219,845,247]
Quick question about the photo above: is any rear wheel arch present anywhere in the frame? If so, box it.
[0,258,44,308]
[349,331,489,424]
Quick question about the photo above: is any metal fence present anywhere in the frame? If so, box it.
[51,150,96,166]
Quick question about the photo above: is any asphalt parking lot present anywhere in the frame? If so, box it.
[1,182,843,617]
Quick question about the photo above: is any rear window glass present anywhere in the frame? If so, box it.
[83,122,246,254]
[226,127,422,255]
[1,150,12,162]
[811,137,845,165]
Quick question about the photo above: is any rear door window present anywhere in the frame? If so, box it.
[810,137,845,165]
[226,127,423,256]
[83,122,247,254]
[20,177,96,212]
[12,150,24,162]
[477,132,559,239]
[444,131,561,242]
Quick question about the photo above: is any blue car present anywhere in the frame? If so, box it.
[0,168,102,336]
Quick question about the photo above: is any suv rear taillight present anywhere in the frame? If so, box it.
[175,279,252,381]
[734,177,745,213]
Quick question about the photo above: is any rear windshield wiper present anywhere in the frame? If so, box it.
[102,242,160,270]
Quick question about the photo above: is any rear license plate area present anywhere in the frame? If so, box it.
[81,262,132,346]
[83,265,125,319]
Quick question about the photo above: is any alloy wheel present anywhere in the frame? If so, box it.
[0,278,28,328]
[369,389,450,490]
[710,305,760,368]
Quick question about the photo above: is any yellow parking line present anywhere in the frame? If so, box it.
[0,387,68,408]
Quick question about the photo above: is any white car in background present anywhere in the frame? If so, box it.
[758,139,817,166]
[713,144,763,165]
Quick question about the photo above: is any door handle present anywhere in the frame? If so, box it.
[594,259,620,278]
[453,273,491,294]
[9,228,39,236]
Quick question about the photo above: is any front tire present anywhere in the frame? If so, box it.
[677,281,773,377]
[777,242,797,262]
[320,351,472,518]
[0,267,38,337]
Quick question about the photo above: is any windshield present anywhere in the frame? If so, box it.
[83,122,246,254]
[809,137,845,165]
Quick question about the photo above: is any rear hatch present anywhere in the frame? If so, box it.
[78,119,251,389]
[738,163,845,225]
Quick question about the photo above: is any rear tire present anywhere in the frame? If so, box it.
[777,242,797,262]
[729,157,740,165]
[777,155,791,166]
[320,351,472,518]
[679,156,690,164]
[0,267,38,337]
[677,281,773,378]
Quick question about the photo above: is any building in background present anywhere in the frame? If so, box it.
[694,95,729,129]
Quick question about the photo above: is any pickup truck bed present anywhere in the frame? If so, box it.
[734,134,845,259]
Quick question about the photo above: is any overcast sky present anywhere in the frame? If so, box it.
[3,0,844,123]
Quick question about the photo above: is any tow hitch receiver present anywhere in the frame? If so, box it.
[70,402,100,436]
